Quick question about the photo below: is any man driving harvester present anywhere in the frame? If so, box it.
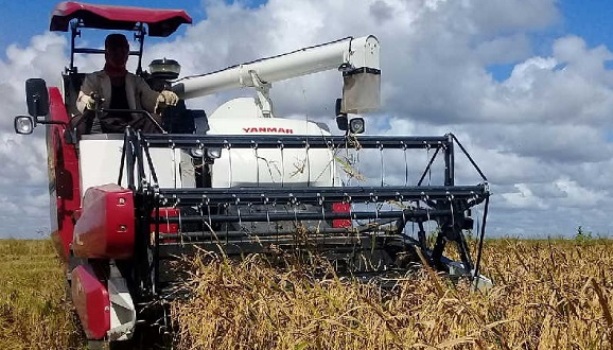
[76,33,179,133]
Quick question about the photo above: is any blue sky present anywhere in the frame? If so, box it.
[490,0,613,80]
[560,0,613,48]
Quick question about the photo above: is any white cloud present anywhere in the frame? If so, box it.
[1,0,613,237]
[500,183,549,210]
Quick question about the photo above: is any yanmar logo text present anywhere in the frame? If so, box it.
[243,127,294,134]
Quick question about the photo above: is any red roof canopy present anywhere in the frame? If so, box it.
[50,1,192,37]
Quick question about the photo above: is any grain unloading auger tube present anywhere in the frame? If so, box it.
[117,129,492,299]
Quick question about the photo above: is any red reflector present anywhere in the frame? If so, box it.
[151,208,180,242]
[331,202,352,228]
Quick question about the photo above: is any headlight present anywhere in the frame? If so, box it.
[190,147,222,159]
[349,117,365,134]
[14,116,34,135]
[190,147,205,157]
[207,147,222,159]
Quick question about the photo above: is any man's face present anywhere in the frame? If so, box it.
[105,43,129,69]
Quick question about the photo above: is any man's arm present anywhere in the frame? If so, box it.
[135,76,179,115]
[136,76,161,112]
[76,74,98,113]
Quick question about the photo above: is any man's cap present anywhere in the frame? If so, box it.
[105,33,129,49]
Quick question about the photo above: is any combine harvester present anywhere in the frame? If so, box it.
[14,2,492,348]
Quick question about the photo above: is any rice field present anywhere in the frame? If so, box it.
[172,238,613,349]
[0,238,611,349]
[0,239,83,350]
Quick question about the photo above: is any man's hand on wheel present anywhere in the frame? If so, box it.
[83,94,97,110]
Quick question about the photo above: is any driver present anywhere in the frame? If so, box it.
[76,33,179,133]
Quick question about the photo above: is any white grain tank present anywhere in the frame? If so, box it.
[206,97,337,188]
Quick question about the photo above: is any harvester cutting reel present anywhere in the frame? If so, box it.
[119,129,493,300]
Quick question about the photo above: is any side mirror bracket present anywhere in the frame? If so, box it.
[14,78,51,136]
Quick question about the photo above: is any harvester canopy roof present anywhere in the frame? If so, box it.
[50,1,192,37]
